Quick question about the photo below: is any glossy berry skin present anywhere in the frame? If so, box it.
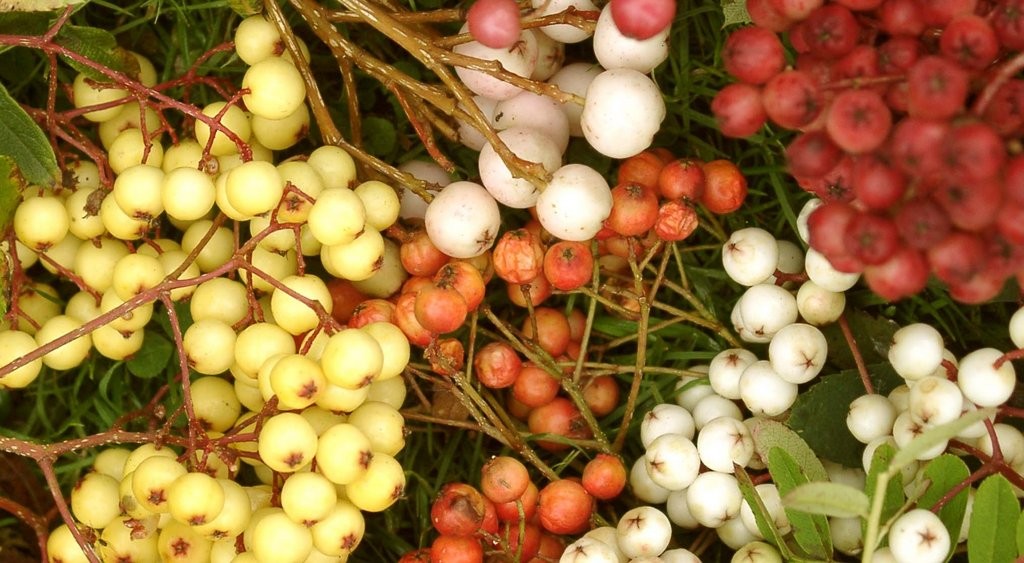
[467,0,521,49]
[609,0,677,40]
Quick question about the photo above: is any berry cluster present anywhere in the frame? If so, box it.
[712,0,1024,303]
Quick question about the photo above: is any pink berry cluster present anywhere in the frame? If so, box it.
[712,0,1024,303]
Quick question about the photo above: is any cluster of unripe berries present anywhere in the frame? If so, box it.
[713,0,1024,303]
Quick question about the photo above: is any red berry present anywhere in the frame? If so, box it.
[844,211,900,266]
[481,456,531,505]
[537,479,593,535]
[800,4,859,59]
[711,82,767,138]
[605,182,660,236]
[543,240,593,291]
[653,199,699,242]
[432,483,487,537]
[863,247,929,302]
[939,14,998,70]
[492,228,545,284]
[761,70,823,129]
[906,56,969,121]
[581,453,627,500]
[786,130,843,179]
[825,88,892,154]
[700,159,747,214]
[473,341,523,389]
[722,26,786,85]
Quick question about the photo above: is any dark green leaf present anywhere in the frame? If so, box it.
[787,365,902,467]
[736,465,794,559]
[55,24,138,81]
[864,443,903,540]
[820,311,898,371]
[362,116,396,157]
[126,331,172,378]
[0,83,57,187]
[155,300,193,340]
[969,474,1020,563]
[0,11,49,36]
[767,446,832,559]
[917,454,969,562]
[750,418,829,482]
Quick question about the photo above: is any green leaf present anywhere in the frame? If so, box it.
[0,0,83,11]
[820,311,898,371]
[0,83,57,187]
[362,116,396,158]
[767,447,833,559]
[750,418,829,483]
[126,331,172,378]
[1016,509,1024,558]
[55,24,139,81]
[720,0,751,27]
[787,365,903,467]
[0,156,20,232]
[864,443,903,539]
[736,465,794,559]
[783,482,869,519]
[969,474,1020,563]
[227,0,261,16]
[917,455,970,562]
[888,408,995,477]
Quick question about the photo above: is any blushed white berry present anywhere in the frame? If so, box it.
[640,403,696,447]
[722,228,779,286]
[768,323,827,384]
[1010,306,1024,349]
[708,348,758,400]
[686,471,742,528]
[846,393,897,444]
[739,360,798,417]
[559,537,619,563]
[644,433,700,491]
[804,248,860,292]
[616,506,672,558]
[957,348,1016,407]
[888,508,950,563]
[888,323,945,382]
[908,376,964,426]
[424,181,501,258]
[796,280,846,326]
[697,416,753,473]
[535,163,613,241]
[737,283,798,342]
[739,483,789,538]
[630,457,670,504]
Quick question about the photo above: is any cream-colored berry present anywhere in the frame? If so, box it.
[307,187,366,246]
[344,452,405,512]
[191,376,242,432]
[252,104,310,151]
[315,423,373,485]
[65,187,107,240]
[225,160,284,217]
[320,228,385,281]
[180,220,234,273]
[34,315,92,370]
[242,57,307,120]
[320,328,384,389]
[167,471,226,526]
[107,128,164,174]
[112,252,165,300]
[270,274,334,335]
[275,159,324,223]
[354,180,401,231]
[307,145,358,190]
[257,412,318,473]
[190,277,249,326]
[234,14,284,65]
[269,353,326,410]
[183,319,237,375]
[162,166,217,221]
[74,236,131,293]
[72,73,129,122]
[14,194,69,251]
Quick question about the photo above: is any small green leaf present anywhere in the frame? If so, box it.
[888,408,995,477]
[720,0,751,27]
[0,156,21,233]
[362,116,396,158]
[0,83,58,187]
[767,447,832,559]
[227,0,261,16]
[750,418,829,483]
[126,331,172,378]
[788,365,903,467]
[917,455,970,562]
[736,465,794,559]
[55,24,139,81]
[969,474,1020,563]
[783,482,869,519]
[864,443,903,538]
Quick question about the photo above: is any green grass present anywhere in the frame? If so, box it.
[0,0,1020,561]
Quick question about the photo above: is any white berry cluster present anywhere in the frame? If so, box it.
[422,0,669,257]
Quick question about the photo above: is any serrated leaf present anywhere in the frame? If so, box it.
[788,365,903,467]
[917,454,970,562]
[0,83,57,187]
[768,447,833,559]
[888,408,995,476]
[736,465,794,559]
[0,0,82,11]
[126,331,171,378]
[864,443,903,539]
[55,24,138,81]
[969,474,1020,563]
[750,418,829,483]
[720,0,751,27]
[783,482,869,519]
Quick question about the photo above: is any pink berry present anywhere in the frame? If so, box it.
[467,0,522,49]
[609,0,676,40]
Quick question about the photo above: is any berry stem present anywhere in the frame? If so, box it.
[839,313,874,394]
[973,50,1024,117]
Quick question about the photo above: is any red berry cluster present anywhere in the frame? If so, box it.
[713,0,1024,303]
[401,452,627,562]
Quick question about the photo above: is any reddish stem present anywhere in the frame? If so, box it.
[838,313,874,394]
